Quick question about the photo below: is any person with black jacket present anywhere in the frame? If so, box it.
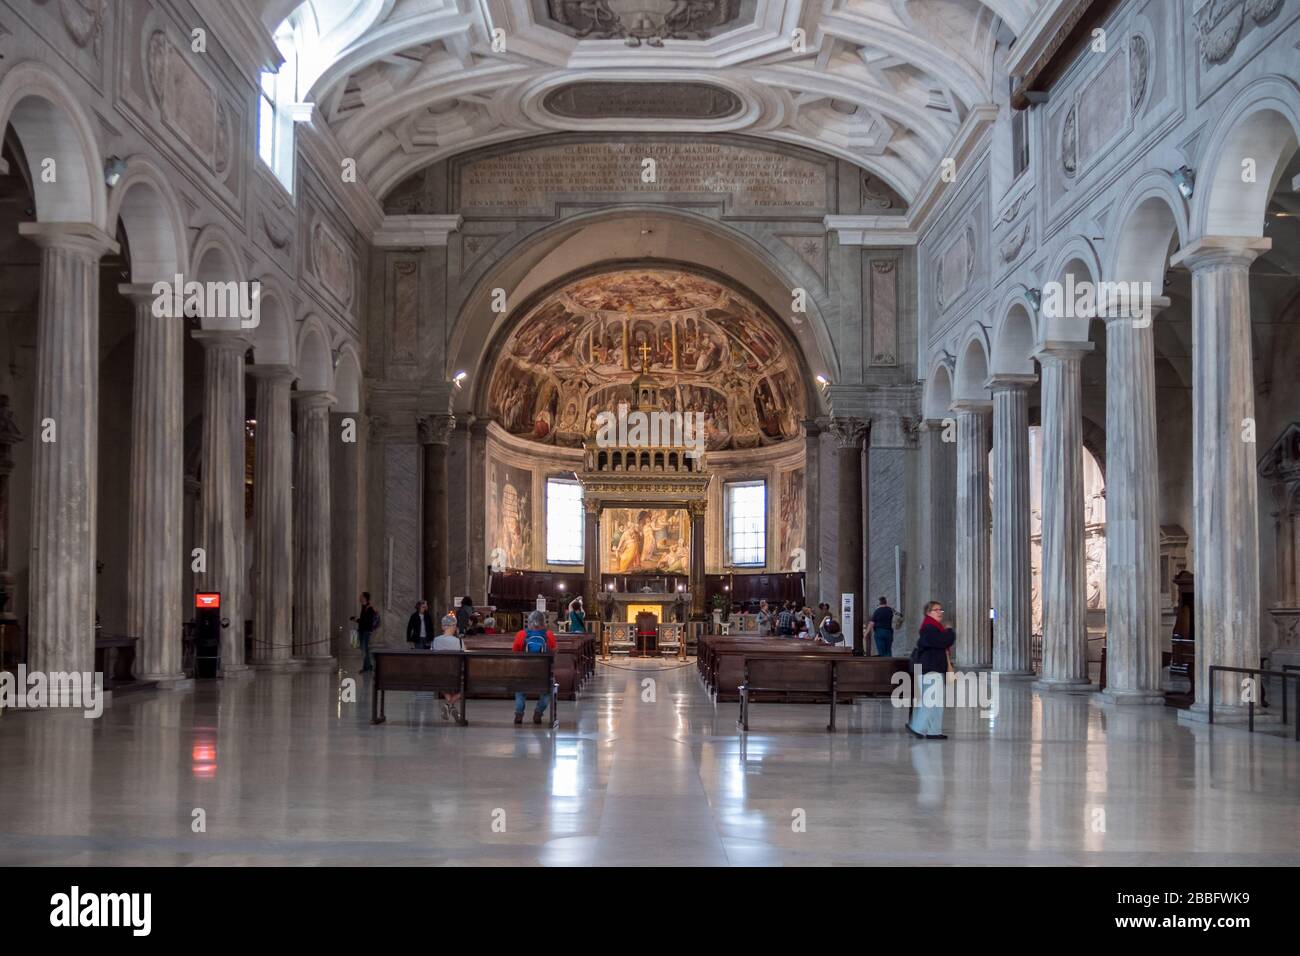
[406,600,435,649]
[455,595,475,636]
[907,600,955,740]
[349,592,381,673]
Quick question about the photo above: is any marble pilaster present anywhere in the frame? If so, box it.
[293,392,335,664]
[330,412,360,658]
[990,377,1035,676]
[802,419,821,604]
[1033,343,1093,690]
[828,417,868,655]
[954,403,991,669]
[689,500,707,619]
[121,284,185,684]
[419,413,455,612]
[249,366,295,668]
[193,331,251,673]
[468,419,489,603]
[1171,237,1270,715]
[21,224,117,678]
[1102,299,1166,704]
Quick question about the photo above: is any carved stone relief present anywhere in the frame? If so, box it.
[1129,34,1150,112]
[869,259,898,366]
[1196,0,1285,65]
[36,0,104,59]
[541,0,749,43]
[1061,105,1078,178]
[311,220,356,308]
[390,261,419,364]
[145,28,231,180]
[999,221,1031,264]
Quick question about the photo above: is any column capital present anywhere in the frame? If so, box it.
[686,499,708,520]
[418,413,456,445]
[1099,291,1172,324]
[117,282,163,308]
[986,373,1038,392]
[951,399,992,415]
[246,363,296,385]
[583,494,601,516]
[827,416,868,449]
[293,390,336,412]
[372,214,462,248]
[1171,235,1271,271]
[192,329,252,353]
[19,221,118,258]
[1032,341,1094,364]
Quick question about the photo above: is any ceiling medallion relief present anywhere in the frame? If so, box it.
[542,81,744,120]
[540,0,752,46]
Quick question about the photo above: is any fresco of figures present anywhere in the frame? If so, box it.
[488,269,804,448]
[487,460,532,570]
[601,508,691,574]
[778,468,805,571]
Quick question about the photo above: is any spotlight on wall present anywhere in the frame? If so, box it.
[103,156,127,188]
[1171,165,1196,201]
[331,348,342,369]
[1026,288,1042,312]
[815,374,830,389]
[453,370,468,389]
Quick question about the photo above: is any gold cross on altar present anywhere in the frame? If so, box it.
[638,342,652,369]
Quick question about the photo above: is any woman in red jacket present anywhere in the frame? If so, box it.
[906,601,955,740]
[512,609,556,725]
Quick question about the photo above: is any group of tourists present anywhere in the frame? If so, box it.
[755,600,845,643]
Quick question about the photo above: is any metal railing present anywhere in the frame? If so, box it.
[1208,664,1300,740]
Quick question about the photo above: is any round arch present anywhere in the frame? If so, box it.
[1105,172,1188,287]
[990,287,1039,378]
[0,61,106,227]
[1041,237,1103,345]
[953,324,992,403]
[295,316,334,393]
[190,224,246,331]
[447,205,837,415]
[107,156,190,283]
[924,359,955,420]
[333,344,362,413]
[249,276,295,365]
[1194,76,1300,239]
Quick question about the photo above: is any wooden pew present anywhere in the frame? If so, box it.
[709,640,852,702]
[738,655,909,731]
[462,634,592,700]
[371,650,466,725]
[370,649,560,728]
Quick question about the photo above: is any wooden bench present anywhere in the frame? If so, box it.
[738,655,908,731]
[462,634,591,699]
[370,649,559,729]
[708,639,853,702]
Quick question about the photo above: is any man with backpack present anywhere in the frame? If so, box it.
[776,602,795,637]
[512,609,556,725]
[349,592,381,673]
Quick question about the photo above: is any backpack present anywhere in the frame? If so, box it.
[522,628,549,653]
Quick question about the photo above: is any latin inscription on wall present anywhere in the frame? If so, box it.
[456,141,830,217]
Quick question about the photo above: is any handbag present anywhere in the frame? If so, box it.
[349,629,359,649]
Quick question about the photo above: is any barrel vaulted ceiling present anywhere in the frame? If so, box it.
[247,0,1046,205]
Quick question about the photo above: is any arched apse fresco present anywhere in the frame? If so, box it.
[484,268,806,451]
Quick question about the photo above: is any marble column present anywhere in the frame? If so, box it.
[121,284,185,684]
[989,378,1035,676]
[1033,343,1093,690]
[329,411,359,657]
[249,366,295,668]
[919,419,957,617]
[1102,300,1165,704]
[584,496,601,616]
[953,403,991,669]
[419,413,454,612]
[688,500,707,619]
[829,417,868,655]
[802,419,821,603]
[194,331,251,673]
[468,419,489,603]
[293,392,334,664]
[20,224,116,678]
[1171,237,1270,714]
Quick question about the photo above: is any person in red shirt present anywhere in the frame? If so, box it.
[512,609,556,725]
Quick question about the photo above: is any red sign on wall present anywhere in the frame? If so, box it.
[195,592,221,609]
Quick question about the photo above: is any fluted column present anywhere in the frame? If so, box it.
[1033,343,1093,689]
[688,499,707,619]
[1102,297,1166,704]
[919,419,957,619]
[1172,237,1270,715]
[584,496,601,618]
[468,419,489,603]
[249,366,295,667]
[293,392,334,664]
[953,403,991,669]
[419,413,454,612]
[990,378,1035,675]
[829,417,868,655]
[193,331,251,673]
[122,284,184,684]
[20,224,116,677]
[802,419,822,603]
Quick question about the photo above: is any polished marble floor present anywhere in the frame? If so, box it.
[1,654,1299,865]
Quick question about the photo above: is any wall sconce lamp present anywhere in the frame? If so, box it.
[103,156,127,188]
[1171,166,1195,201]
